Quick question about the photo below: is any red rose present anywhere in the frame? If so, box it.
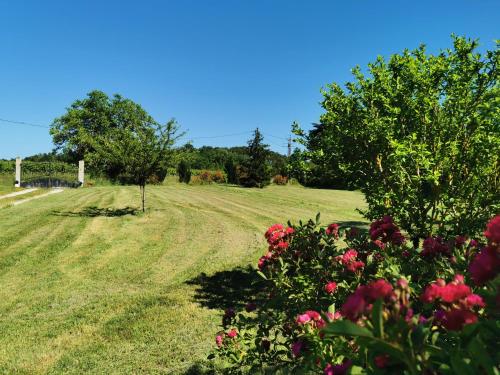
[341,291,366,321]
[441,309,477,331]
[469,246,500,285]
[324,281,337,294]
[484,215,500,244]
[374,354,390,368]
[326,223,340,238]
[363,279,394,302]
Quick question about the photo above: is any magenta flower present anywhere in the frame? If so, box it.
[291,341,303,357]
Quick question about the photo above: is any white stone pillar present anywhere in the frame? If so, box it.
[78,160,85,186]
[15,157,21,187]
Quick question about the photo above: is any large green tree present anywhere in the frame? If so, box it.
[50,90,156,177]
[297,36,500,239]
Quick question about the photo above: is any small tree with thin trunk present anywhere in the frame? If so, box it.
[87,119,182,212]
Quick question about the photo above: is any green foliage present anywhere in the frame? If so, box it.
[285,147,310,185]
[224,158,239,185]
[297,36,500,238]
[175,144,286,181]
[50,90,157,178]
[0,160,76,175]
[178,145,247,170]
[23,151,72,163]
[238,129,272,188]
[212,214,500,374]
[0,160,15,173]
[177,160,192,184]
[86,119,182,211]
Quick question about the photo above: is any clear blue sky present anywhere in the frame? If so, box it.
[0,0,498,159]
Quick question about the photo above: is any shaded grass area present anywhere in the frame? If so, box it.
[186,266,266,311]
[0,183,366,374]
[52,206,139,217]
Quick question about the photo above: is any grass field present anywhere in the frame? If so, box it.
[0,183,366,374]
[0,173,17,194]
[0,189,53,208]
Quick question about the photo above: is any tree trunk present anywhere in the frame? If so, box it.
[140,184,146,212]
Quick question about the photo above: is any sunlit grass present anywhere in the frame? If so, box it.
[0,183,366,373]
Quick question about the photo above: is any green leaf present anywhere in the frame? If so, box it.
[328,303,336,314]
[467,337,496,375]
[315,212,321,225]
[372,298,384,338]
[350,365,364,374]
[256,271,267,280]
[323,320,373,338]
[360,337,408,365]
[450,353,475,375]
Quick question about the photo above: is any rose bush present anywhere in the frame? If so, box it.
[210,214,500,374]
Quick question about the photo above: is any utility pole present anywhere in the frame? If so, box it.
[287,136,292,157]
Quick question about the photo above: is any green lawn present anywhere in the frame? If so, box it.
[0,183,366,374]
[0,189,53,208]
[0,173,17,194]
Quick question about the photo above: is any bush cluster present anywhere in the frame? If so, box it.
[291,37,500,239]
[211,214,500,374]
[191,170,226,185]
[273,175,288,185]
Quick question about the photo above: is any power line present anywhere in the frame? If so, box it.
[180,130,254,140]
[262,132,288,141]
[0,118,50,129]
[0,117,291,151]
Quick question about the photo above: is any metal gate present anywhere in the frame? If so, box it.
[15,159,84,188]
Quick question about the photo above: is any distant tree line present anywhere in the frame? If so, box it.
[176,129,287,187]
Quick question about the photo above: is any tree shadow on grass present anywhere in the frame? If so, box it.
[51,206,139,217]
[336,220,368,229]
[186,265,267,311]
[337,220,369,235]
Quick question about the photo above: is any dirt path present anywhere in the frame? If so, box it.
[12,188,64,206]
[0,188,38,200]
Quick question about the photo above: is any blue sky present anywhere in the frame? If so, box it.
[0,0,498,159]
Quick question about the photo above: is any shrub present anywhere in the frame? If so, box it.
[198,170,213,183]
[177,160,191,184]
[146,174,163,184]
[211,214,500,374]
[189,170,226,185]
[288,177,302,186]
[273,174,288,185]
[294,36,500,239]
[224,159,239,185]
[211,170,226,184]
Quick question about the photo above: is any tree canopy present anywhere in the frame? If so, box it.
[295,36,500,239]
[238,128,272,188]
[50,90,156,177]
[86,119,182,211]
